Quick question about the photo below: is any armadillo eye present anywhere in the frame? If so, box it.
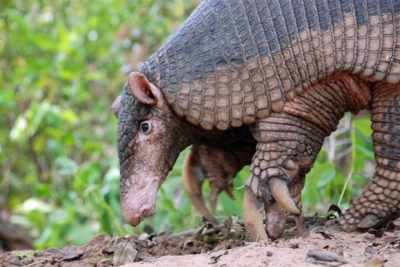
[140,121,152,134]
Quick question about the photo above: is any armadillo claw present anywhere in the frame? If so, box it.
[209,180,235,213]
[210,185,219,214]
[243,187,268,241]
[295,215,305,234]
[269,178,300,215]
[183,149,218,224]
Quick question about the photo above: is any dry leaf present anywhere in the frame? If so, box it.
[113,241,137,265]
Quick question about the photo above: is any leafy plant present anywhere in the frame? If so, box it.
[1,0,199,249]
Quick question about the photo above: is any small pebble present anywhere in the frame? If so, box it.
[267,251,273,257]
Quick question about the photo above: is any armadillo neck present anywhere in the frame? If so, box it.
[141,0,400,131]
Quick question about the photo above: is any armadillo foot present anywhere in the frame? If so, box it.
[183,142,250,224]
[328,210,400,233]
[334,86,400,232]
[246,113,322,240]
[332,175,400,232]
[337,208,400,233]
[243,187,268,241]
[265,178,304,239]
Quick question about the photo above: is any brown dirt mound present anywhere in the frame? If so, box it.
[1,218,399,267]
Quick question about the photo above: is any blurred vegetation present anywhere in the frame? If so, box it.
[1,0,373,250]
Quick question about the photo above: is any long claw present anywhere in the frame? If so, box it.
[269,178,300,215]
[225,181,235,200]
[210,185,219,214]
[243,187,268,241]
[295,215,304,234]
[183,149,218,224]
[210,178,235,213]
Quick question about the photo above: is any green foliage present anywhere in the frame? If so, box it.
[303,114,374,214]
[1,0,198,249]
[1,0,373,250]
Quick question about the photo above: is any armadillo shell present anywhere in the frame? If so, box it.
[141,0,300,131]
[142,0,400,131]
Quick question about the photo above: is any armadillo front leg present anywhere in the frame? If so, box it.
[244,113,326,241]
[338,85,400,231]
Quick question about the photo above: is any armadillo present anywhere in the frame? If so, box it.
[114,0,400,240]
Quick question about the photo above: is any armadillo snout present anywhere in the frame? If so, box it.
[122,204,156,227]
[120,178,159,227]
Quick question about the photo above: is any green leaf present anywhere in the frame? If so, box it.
[316,169,336,187]
[353,118,372,136]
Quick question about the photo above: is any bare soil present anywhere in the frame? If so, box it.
[1,217,399,267]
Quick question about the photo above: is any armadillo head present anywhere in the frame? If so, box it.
[113,72,192,226]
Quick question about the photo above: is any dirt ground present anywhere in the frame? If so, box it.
[1,217,399,267]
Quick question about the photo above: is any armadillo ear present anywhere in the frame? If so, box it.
[128,72,158,105]
[111,95,121,118]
